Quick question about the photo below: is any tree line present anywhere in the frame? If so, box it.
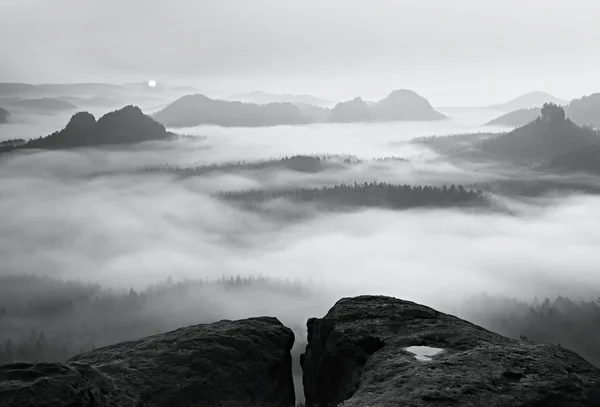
[220,182,487,210]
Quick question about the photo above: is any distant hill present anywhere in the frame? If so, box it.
[153,94,310,127]
[295,103,331,122]
[486,91,566,111]
[4,105,169,151]
[565,93,600,128]
[329,90,445,123]
[229,91,333,107]
[9,97,78,111]
[329,97,374,123]
[373,89,446,121]
[0,107,9,123]
[478,103,599,163]
[486,108,541,127]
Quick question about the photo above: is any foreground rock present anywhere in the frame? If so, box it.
[0,317,296,407]
[0,362,136,407]
[301,295,600,407]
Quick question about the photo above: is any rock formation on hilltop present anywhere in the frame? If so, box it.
[20,105,169,149]
[0,317,295,407]
[153,94,311,128]
[477,103,599,163]
[301,295,600,407]
[0,107,9,123]
[373,89,446,121]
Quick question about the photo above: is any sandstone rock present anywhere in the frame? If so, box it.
[301,295,600,407]
[0,317,295,407]
[70,316,295,407]
[0,361,137,407]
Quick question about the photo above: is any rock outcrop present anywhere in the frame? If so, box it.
[23,105,169,149]
[301,295,600,407]
[0,362,137,407]
[0,317,296,407]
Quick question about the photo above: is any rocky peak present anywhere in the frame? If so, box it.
[301,295,600,407]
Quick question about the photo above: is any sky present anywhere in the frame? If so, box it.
[2,0,600,104]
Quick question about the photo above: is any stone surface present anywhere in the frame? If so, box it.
[301,295,600,407]
[0,361,137,407]
[0,317,295,407]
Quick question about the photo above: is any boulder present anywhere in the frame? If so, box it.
[0,317,296,407]
[301,295,600,407]
[0,361,136,407]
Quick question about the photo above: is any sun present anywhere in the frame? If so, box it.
[148,80,157,87]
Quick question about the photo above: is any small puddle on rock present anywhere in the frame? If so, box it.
[404,346,444,361]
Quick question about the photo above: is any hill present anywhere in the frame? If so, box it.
[153,94,310,127]
[10,97,78,111]
[477,103,599,163]
[0,107,9,123]
[329,97,374,123]
[329,90,446,123]
[565,93,600,128]
[542,144,600,174]
[373,89,446,121]
[487,91,566,111]
[486,107,541,127]
[7,105,169,150]
[229,91,333,107]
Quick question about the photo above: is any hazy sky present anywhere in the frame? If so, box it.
[2,0,600,103]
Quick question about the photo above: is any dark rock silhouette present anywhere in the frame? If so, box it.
[21,105,169,149]
[486,107,541,127]
[0,317,296,407]
[329,97,374,123]
[373,89,446,121]
[153,94,310,127]
[477,104,599,163]
[0,107,8,123]
[301,295,600,407]
[486,91,566,111]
